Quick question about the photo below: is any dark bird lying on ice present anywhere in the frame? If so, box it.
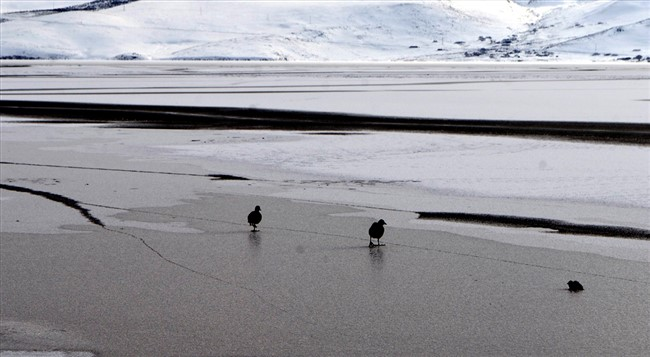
[567,280,584,292]
[248,205,262,232]
[369,219,387,247]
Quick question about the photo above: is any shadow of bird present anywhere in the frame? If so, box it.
[368,219,387,248]
[248,205,262,232]
[567,280,584,292]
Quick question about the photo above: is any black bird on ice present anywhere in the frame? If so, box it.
[567,280,584,292]
[248,205,262,232]
[368,219,387,247]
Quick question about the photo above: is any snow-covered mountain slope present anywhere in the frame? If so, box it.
[1,0,648,61]
[517,0,650,59]
[0,1,91,13]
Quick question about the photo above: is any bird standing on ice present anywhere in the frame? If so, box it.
[567,280,584,292]
[248,205,262,232]
[368,219,387,247]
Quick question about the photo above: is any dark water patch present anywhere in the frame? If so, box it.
[417,212,650,240]
[1,161,249,181]
[0,63,32,67]
[292,179,420,186]
[305,132,367,136]
[1,100,649,145]
[0,183,104,227]
[208,174,249,181]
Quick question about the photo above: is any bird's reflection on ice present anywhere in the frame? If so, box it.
[369,246,384,268]
[248,231,261,248]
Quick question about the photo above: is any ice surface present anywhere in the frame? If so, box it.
[2,119,648,262]
[2,53,649,357]
[1,61,648,123]
[0,352,94,357]
[1,62,648,239]
[162,130,650,209]
[2,96,649,355]
[2,174,649,355]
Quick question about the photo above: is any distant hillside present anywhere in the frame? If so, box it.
[1,0,648,61]
[2,0,137,19]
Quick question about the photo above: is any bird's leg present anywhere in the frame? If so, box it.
[369,237,374,247]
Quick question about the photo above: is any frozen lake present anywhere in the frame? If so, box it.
[2,61,648,231]
[1,61,649,122]
[1,62,649,356]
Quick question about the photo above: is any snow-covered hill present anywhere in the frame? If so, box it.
[1,0,648,61]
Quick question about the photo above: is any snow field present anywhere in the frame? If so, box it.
[1,0,647,61]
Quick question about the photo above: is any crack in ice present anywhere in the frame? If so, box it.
[0,183,105,227]
[0,183,304,324]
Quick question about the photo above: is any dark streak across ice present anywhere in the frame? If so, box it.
[4,183,643,285]
[0,183,299,320]
[0,161,249,180]
[1,183,104,227]
[417,212,650,240]
[1,100,649,145]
